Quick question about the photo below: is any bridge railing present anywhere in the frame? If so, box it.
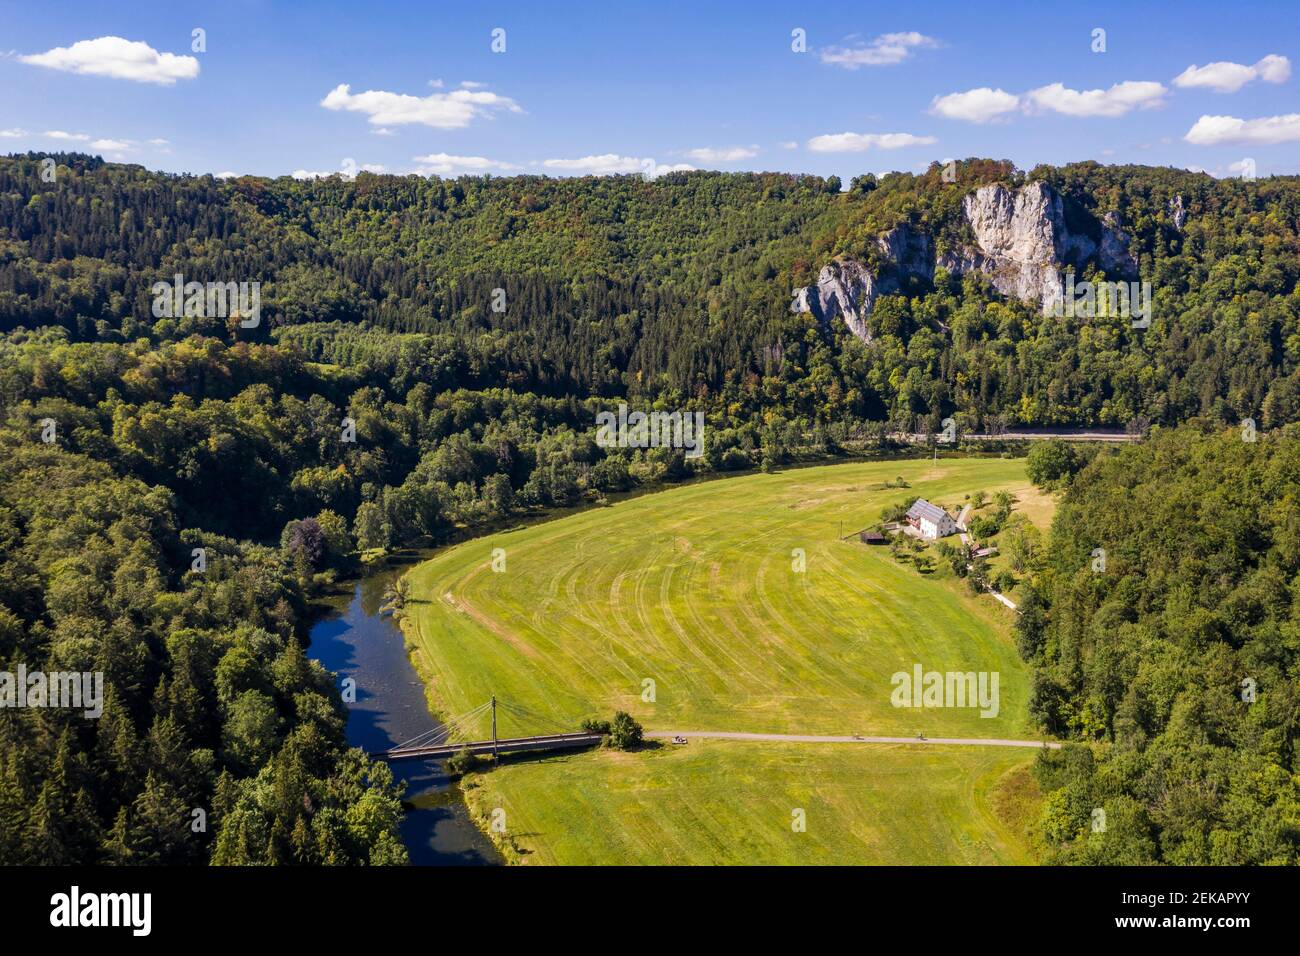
[377,730,603,761]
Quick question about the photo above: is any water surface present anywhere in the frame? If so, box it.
[307,558,502,865]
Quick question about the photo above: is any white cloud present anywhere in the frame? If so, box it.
[214,171,240,179]
[682,145,758,163]
[820,32,938,68]
[320,83,520,130]
[459,80,486,89]
[806,131,937,152]
[371,128,395,136]
[541,154,693,177]
[779,141,798,150]
[1173,55,1290,93]
[18,36,199,85]
[929,87,1021,123]
[543,155,639,174]
[934,80,1170,124]
[1185,113,1300,145]
[16,131,154,154]
[1026,80,1167,117]
[411,153,521,176]
[292,158,386,180]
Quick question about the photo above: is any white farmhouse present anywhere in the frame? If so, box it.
[905,499,956,539]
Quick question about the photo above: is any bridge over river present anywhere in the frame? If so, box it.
[374,696,603,762]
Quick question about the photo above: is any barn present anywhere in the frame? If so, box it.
[905,499,957,539]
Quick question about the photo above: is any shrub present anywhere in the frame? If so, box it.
[581,717,612,735]
[608,711,644,750]
[880,498,913,523]
[445,747,483,776]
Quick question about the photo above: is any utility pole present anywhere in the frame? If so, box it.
[491,695,498,763]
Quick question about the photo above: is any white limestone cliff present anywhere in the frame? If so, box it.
[792,181,1138,340]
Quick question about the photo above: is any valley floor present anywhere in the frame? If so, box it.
[402,456,1056,864]
[462,740,1039,865]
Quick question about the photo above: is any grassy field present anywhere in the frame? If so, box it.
[402,455,1055,864]
[462,740,1039,865]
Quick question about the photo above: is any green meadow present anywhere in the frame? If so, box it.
[462,741,1039,865]
[403,456,1054,863]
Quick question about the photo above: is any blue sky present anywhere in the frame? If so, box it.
[3,0,1298,181]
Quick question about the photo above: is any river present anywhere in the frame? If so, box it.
[306,555,502,865]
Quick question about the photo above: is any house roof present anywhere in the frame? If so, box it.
[906,498,950,524]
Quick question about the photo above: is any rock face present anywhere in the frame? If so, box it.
[876,223,933,282]
[788,225,932,343]
[790,258,880,341]
[937,182,1137,312]
[1168,194,1187,231]
[792,181,1137,340]
[1099,212,1136,272]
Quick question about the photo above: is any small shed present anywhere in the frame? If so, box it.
[860,530,887,545]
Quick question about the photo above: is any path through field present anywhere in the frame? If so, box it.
[644,730,1060,748]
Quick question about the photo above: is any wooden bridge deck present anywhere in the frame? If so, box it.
[376,731,603,762]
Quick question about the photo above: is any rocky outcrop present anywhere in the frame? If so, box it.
[938,182,1137,311]
[876,223,933,282]
[789,225,932,342]
[1100,212,1136,272]
[791,181,1138,340]
[1168,195,1187,231]
[790,257,880,342]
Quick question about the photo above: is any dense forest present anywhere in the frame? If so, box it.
[0,152,1297,864]
[1020,424,1300,864]
[4,153,1299,430]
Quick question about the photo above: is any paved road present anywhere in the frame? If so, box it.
[963,431,1136,442]
[646,730,1059,749]
[955,504,973,532]
[986,588,1019,611]
[891,430,1137,443]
